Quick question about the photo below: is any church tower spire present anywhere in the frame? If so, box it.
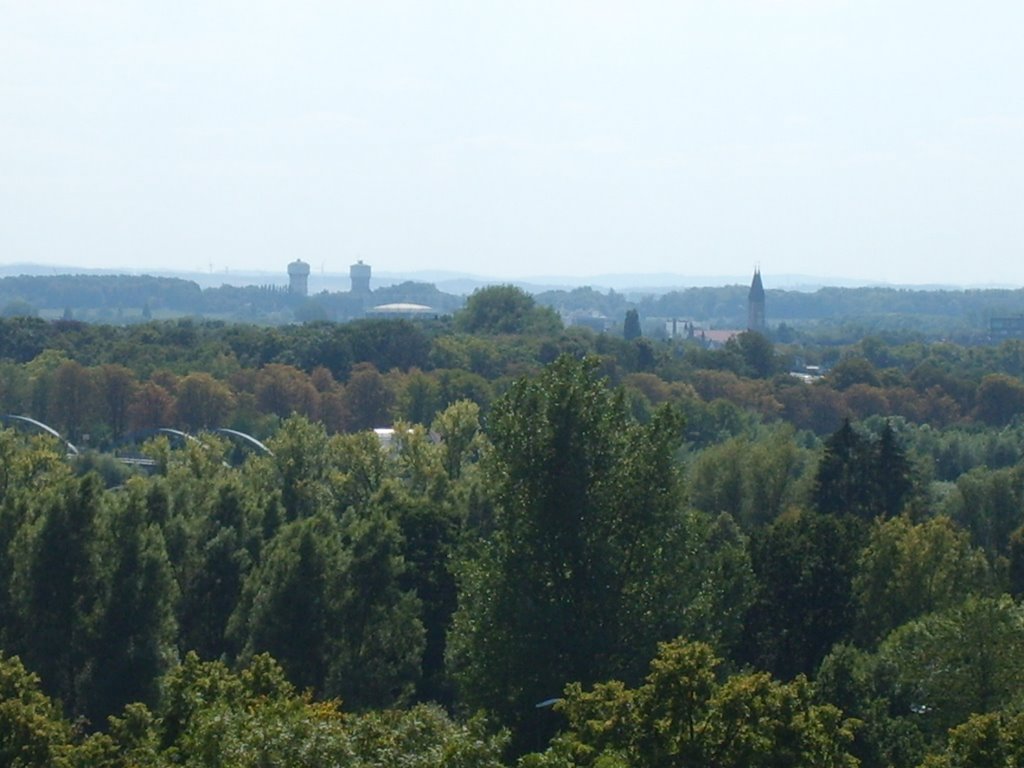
[747,268,766,333]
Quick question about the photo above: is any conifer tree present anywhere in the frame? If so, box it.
[623,308,641,340]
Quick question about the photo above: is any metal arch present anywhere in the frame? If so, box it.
[118,428,229,468]
[118,428,199,448]
[154,427,202,444]
[211,428,274,456]
[1,414,79,455]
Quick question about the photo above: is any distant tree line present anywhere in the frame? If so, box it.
[5,273,1024,339]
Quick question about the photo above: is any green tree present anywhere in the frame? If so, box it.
[922,711,1024,768]
[77,479,179,725]
[396,369,442,426]
[815,644,926,768]
[343,318,432,372]
[813,418,912,520]
[147,653,507,768]
[672,511,757,657]
[528,638,858,768]
[945,465,1024,560]
[232,514,345,693]
[454,285,561,335]
[828,357,882,390]
[266,416,333,521]
[879,596,1024,738]
[813,419,875,517]
[741,510,865,679]
[8,473,103,711]
[431,400,483,481]
[0,653,73,768]
[853,515,990,646]
[0,433,71,654]
[326,507,425,709]
[448,355,688,745]
[176,477,255,660]
[623,309,641,341]
[743,424,813,527]
[874,420,914,518]
[233,510,423,708]
[689,428,811,529]
[732,330,778,378]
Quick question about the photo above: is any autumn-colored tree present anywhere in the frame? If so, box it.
[128,381,176,431]
[254,363,319,420]
[975,373,1024,426]
[174,372,235,431]
[341,363,395,432]
[95,363,138,439]
[47,360,95,442]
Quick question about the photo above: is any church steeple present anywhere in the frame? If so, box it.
[747,268,766,333]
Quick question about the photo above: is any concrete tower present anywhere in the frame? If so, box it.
[350,260,372,295]
[747,268,766,333]
[287,259,310,296]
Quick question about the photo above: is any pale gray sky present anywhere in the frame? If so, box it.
[2,1,1023,285]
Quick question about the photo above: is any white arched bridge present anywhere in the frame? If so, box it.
[0,416,272,466]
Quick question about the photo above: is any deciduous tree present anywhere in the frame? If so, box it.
[528,638,858,768]
[448,355,689,744]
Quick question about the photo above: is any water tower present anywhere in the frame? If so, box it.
[350,260,372,295]
[287,259,310,296]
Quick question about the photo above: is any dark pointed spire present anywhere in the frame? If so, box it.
[747,268,766,332]
[748,268,765,301]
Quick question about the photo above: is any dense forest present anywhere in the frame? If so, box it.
[5,285,1024,766]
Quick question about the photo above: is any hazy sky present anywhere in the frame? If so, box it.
[3,1,1023,285]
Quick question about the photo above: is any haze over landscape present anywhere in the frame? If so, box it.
[4,2,1024,287]
[13,7,1024,766]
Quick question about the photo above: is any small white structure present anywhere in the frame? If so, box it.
[366,302,435,319]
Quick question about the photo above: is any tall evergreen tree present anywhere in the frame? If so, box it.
[623,308,642,340]
[813,419,875,518]
[873,420,913,518]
